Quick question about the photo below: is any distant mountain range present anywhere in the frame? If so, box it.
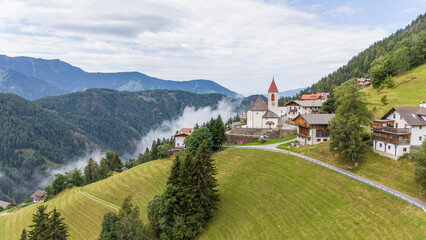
[279,88,305,97]
[0,55,242,99]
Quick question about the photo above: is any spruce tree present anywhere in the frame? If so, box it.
[192,142,219,219]
[167,153,182,186]
[111,153,123,172]
[98,212,121,240]
[47,208,69,240]
[99,158,110,179]
[28,205,50,240]
[20,229,27,240]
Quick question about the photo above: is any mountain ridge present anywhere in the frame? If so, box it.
[0,54,242,99]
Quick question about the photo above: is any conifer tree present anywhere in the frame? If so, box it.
[167,153,182,186]
[20,229,27,240]
[99,158,110,179]
[28,205,50,240]
[111,153,123,172]
[84,158,100,184]
[98,212,121,240]
[47,208,69,240]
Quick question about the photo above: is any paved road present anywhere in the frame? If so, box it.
[231,142,426,212]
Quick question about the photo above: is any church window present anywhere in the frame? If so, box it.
[271,94,275,101]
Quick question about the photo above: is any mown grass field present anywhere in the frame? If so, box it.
[0,188,116,240]
[277,142,426,201]
[1,148,425,239]
[362,63,426,118]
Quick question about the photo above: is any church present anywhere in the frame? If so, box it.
[246,79,279,129]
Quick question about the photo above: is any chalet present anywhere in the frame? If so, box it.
[0,200,11,210]
[174,128,194,148]
[286,100,323,119]
[31,190,46,202]
[294,114,335,145]
[372,103,426,158]
[356,78,371,88]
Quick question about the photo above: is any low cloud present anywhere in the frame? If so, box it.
[129,99,238,159]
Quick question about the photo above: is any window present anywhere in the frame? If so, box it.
[403,148,407,152]
[393,114,395,118]
[420,136,423,141]
[379,143,382,147]
[323,139,327,141]
[420,126,423,130]
[271,94,275,101]
[317,139,321,142]
[388,145,391,150]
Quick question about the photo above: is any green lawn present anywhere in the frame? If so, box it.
[362,63,426,118]
[277,142,426,201]
[1,148,425,239]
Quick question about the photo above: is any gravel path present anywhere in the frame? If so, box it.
[231,142,426,212]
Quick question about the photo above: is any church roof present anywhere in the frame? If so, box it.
[262,110,278,118]
[268,78,279,92]
[248,96,268,111]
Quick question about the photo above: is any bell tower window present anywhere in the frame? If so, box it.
[271,94,275,101]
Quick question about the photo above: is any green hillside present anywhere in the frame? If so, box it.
[1,148,425,239]
[363,63,426,118]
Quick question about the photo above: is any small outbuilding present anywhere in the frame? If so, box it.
[31,190,46,202]
[0,200,11,210]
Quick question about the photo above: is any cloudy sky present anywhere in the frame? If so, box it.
[0,0,424,95]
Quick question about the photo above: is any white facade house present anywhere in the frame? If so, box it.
[174,128,194,149]
[286,100,323,119]
[372,103,426,158]
[246,79,279,129]
[277,106,287,118]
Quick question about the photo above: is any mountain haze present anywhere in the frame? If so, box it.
[0,55,242,99]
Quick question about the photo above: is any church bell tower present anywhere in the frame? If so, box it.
[268,78,279,115]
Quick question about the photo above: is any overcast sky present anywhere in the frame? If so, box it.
[0,0,424,96]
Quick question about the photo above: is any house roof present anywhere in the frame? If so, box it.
[417,108,426,116]
[268,78,279,92]
[382,107,426,126]
[31,190,46,199]
[0,200,10,209]
[248,96,268,111]
[298,114,335,125]
[286,100,323,107]
[176,128,194,137]
[301,94,321,100]
[262,110,278,118]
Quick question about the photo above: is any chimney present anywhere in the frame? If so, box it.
[420,101,426,108]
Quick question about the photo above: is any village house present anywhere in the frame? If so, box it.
[30,190,46,202]
[300,93,328,101]
[356,78,371,88]
[285,100,323,119]
[294,114,335,145]
[246,79,279,129]
[174,128,194,148]
[371,102,426,158]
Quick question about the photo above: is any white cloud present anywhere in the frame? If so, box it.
[0,0,390,95]
[327,5,360,17]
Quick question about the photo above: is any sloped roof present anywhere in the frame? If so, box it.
[382,107,426,126]
[262,110,278,118]
[248,96,268,111]
[417,108,426,116]
[301,94,321,100]
[299,114,335,125]
[176,128,194,137]
[31,190,45,199]
[0,200,10,209]
[286,100,323,107]
[268,79,279,92]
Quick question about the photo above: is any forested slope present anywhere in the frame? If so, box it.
[0,93,90,202]
[34,89,227,154]
[295,13,425,97]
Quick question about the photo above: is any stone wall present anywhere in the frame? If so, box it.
[226,129,297,144]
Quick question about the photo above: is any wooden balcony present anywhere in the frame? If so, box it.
[373,126,410,135]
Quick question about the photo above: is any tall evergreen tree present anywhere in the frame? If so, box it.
[111,153,123,172]
[47,208,69,240]
[98,212,121,240]
[28,205,50,240]
[167,153,182,186]
[99,158,111,179]
[20,229,27,240]
[84,158,100,184]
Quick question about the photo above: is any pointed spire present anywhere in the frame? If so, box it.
[268,77,278,92]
